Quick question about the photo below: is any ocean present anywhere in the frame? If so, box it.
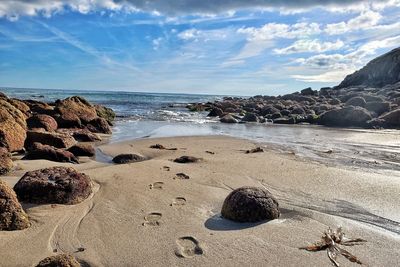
[2,87,400,173]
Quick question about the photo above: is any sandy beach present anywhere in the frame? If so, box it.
[1,135,399,266]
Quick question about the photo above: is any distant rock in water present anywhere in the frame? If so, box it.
[338,47,400,88]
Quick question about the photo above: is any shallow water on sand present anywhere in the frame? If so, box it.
[111,120,400,174]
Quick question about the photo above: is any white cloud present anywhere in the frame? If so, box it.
[177,28,228,42]
[325,10,382,35]
[291,69,355,82]
[274,39,344,54]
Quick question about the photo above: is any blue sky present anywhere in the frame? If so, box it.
[1,0,400,95]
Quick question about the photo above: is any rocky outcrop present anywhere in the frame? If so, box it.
[35,254,80,267]
[221,186,280,222]
[23,143,79,163]
[95,104,116,125]
[0,99,27,152]
[338,47,400,88]
[14,166,92,205]
[86,117,112,134]
[27,114,58,132]
[378,109,400,128]
[0,179,30,231]
[320,106,372,127]
[25,130,76,149]
[55,96,97,128]
[0,147,13,175]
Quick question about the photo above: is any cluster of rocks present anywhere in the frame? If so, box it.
[0,93,115,175]
[188,47,400,129]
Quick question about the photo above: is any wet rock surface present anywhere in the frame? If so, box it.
[25,130,77,149]
[112,153,146,164]
[23,143,79,163]
[221,186,280,223]
[68,143,95,157]
[14,166,92,205]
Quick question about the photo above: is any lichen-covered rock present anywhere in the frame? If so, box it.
[0,179,30,231]
[14,166,92,205]
[55,96,98,126]
[95,104,115,125]
[25,130,76,149]
[57,128,101,142]
[86,117,112,134]
[0,99,27,152]
[35,254,80,267]
[221,186,280,223]
[7,98,30,117]
[23,100,54,115]
[112,153,146,164]
[68,143,95,157]
[27,114,58,132]
[0,147,13,175]
[23,143,79,163]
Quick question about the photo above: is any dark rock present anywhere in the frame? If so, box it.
[241,113,258,122]
[23,143,79,163]
[86,117,112,134]
[68,144,95,157]
[328,98,341,105]
[27,114,58,132]
[0,147,13,175]
[273,117,296,124]
[345,96,366,107]
[173,156,201,163]
[338,47,400,88]
[221,186,280,223]
[245,147,264,154]
[23,100,54,115]
[207,107,224,117]
[95,104,115,125]
[0,99,27,152]
[365,101,391,115]
[301,87,314,96]
[0,179,30,231]
[57,128,101,142]
[220,114,238,123]
[25,130,76,149]
[271,112,282,120]
[320,106,372,127]
[378,109,400,127]
[260,106,279,116]
[55,96,98,127]
[14,166,92,205]
[291,106,306,115]
[35,254,80,267]
[280,109,290,116]
[112,154,146,164]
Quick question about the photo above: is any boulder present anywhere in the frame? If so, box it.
[0,147,13,175]
[35,254,80,267]
[207,107,224,117]
[86,117,112,134]
[241,113,258,122]
[365,101,391,115]
[221,186,280,222]
[273,117,296,124]
[25,130,76,149]
[0,99,27,152]
[23,143,79,163]
[14,166,92,204]
[291,106,306,115]
[112,154,146,164]
[320,106,372,127]
[220,114,238,123]
[173,156,201,163]
[23,100,54,115]
[345,96,366,107]
[0,179,30,231]
[68,144,95,157]
[378,109,400,127]
[55,96,98,126]
[260,106,279,116]
[301,87,314,96]
[27,114,58,132]
[7,98,30,117]
[57,128,101,142]
[95,104,115,125]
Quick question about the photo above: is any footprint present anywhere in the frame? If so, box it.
[175,236,204,258]
[174,173,190,180]
[142,212,162,226]
[149,182,164,189]
[170,197,186,206]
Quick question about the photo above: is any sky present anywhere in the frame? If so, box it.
[1,0,400,96]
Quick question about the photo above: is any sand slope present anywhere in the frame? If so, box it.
[1,136,400,266]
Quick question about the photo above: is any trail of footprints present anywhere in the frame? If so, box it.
[144,157,204,258]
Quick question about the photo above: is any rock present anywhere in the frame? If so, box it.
[7,98,30,117]
[27,114,58,132]
[378,109,400,127]
[112,154,146,164]
[25,130,76,149]
[338,47,400,88]
[23,143,79,163]
[345,96,366,107]
[95,104,115,125]
[55,96,98,127]
[291,106,306,115]
[0,147,13,175]
[320,106,372,127]
[365,101,391,115]
[260,106,279,116]
[173,156,201,163]
[68,144,95,157]
[207,107,223,117]
[86,117,112,134]
[273,117,296,124]
[14,166,92,205]
[221,186,280,222]
[301,87,314,96]
[0,179,30,231]
[245,147,264,154]
[280,109,290,116]
[281,94,315,103]
[23,100,54,115]
[220,114,238,123]
[57,128,101,142]
[241,113,258,122]
[35,254,80,267]
[0,99,27,152]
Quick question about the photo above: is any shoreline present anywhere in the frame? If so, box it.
[1,135,399,266]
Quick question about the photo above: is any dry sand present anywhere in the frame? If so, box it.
[1,135,400,266]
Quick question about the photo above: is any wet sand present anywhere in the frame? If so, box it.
[1,135,400,266]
